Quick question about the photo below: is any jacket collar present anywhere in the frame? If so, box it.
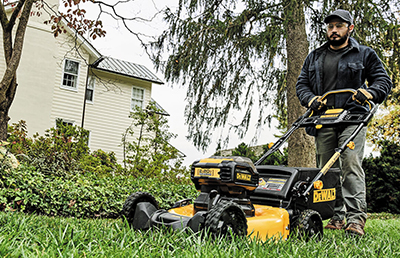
[316,37,360,53]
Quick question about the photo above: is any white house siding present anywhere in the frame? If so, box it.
[83,70,152,162]
[7,14,58,136]
[49,32,91,129]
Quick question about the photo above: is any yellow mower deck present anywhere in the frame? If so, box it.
[169,204,290,241]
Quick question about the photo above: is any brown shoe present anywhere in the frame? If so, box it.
[324,219,345,230]
[345,223,365,236]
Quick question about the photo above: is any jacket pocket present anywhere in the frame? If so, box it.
[308,65,316,84]
[347,62,364,81]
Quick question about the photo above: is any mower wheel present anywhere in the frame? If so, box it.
[292,209,323,241]
[121,192,159,226]
[205,200,247,239]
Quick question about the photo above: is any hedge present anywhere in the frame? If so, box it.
[0,165,198,218]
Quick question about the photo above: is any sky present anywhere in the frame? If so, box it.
[78,0,279,166]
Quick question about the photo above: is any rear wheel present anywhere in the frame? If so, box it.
[291,209,323,241]
[205,200,247,239]
[121,192,158,226]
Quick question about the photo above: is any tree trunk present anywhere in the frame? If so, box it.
[0,78,16,140]
[0,109,9,140]
[0,0,34,141]
[284,0,316,167]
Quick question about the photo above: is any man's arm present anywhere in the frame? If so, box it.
[364,48,393,103]
[296,54,318,107]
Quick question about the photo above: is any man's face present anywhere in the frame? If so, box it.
[326,18,353,47]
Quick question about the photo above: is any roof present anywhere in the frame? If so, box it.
[91,56,164,85]
[151,98,169,116]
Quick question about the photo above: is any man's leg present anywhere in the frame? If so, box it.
[315,128,346,225]
[338,125,367,235]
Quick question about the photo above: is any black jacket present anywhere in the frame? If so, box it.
[296,37,392,112]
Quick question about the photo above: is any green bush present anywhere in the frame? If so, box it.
[7,120,90,176]
[3,110,195,219]
[6,120,33,157]
[0,165,197,218]
[7,120,126,176]
[364,140,400,214]
[79,149,123,175]
[215,142,288,166]
[256,144,288,166]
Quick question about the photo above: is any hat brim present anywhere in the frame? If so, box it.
[324,14,352,24]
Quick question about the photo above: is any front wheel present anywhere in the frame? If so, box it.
[121,192,158,227]
[291,209,323,241]
[205,200,247,239]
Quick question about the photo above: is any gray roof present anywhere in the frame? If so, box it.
[151,98,169,116]
[91,56,164,84]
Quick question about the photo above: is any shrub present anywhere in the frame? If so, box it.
[7,121,130,177]
[364,140,400,214]
[79,149,123,175]
[214,142,288,166]
[3,115,193,218]
[256,144,288,166]
[6,120,32,158]
[0,165,198,217]
[7,120,90,176]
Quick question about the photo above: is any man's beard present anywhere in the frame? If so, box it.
[327,29,350,46]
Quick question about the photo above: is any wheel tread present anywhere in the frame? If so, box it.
[121,192,158,225]
[205,200,247,238]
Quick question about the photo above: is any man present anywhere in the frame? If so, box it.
[296,9,392,236]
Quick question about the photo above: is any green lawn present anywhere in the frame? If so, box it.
[0,212,399,257]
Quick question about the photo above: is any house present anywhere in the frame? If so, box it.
[1,0,167,163]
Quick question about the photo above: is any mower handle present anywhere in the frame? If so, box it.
[319,88,373,110]
[254,88,375,166]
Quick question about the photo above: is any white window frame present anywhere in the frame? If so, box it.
[85,75,95,104]
[131,86,145,111]
[61,59,80,91]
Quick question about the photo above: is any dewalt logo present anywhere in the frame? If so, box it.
[313,188,336,203]
[236,172,252,181]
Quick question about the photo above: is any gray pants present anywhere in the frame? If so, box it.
[315,125,367,225]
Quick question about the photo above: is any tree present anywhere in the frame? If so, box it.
[151,0,400,167]
[123,101,183,178]
[150,0,313,166]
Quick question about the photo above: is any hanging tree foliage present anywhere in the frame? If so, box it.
[152,0,290,152]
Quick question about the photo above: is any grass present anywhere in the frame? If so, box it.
[0,212,399,257]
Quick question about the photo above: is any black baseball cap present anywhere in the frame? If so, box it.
[324,9,354,24]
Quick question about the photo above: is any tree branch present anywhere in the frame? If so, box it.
[6,0,26,31]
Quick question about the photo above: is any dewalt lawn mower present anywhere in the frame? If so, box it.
[121,89,377,241]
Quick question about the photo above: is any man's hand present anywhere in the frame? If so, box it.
[308,96,326,111]
[352,89,373,105]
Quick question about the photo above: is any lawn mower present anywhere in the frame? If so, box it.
[121,89,377,241]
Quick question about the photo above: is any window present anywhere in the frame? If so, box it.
[62,59,79,89]
[131,87,144,110]
[86,76,95,103]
